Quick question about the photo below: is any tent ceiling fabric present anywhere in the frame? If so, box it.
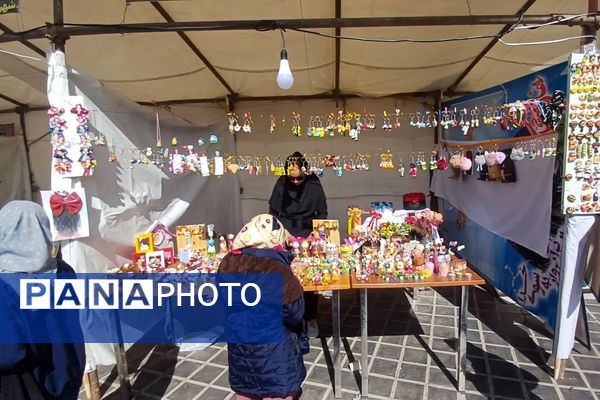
[0,0,596,109]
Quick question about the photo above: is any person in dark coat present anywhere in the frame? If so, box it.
[0,201,85,400]
[268,152,327,337]
[218,214,306,400]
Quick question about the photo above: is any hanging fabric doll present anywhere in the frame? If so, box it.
[49,191,83,236]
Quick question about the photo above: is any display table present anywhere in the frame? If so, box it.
[299,274,352,399]
[351,267,485,399]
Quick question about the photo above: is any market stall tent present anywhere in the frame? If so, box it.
[0,0,597,109]
[0,0,597,374]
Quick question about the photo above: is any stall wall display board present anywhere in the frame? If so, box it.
[441,62,568,329]
[562,53,600,215]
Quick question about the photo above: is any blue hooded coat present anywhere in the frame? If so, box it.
[218,248,306,398]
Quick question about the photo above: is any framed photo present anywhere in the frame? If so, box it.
[163,247,175,265]
[134,233,154,253]
[131,252,146,268]
[145,251,166,271]
[176,224,206,255]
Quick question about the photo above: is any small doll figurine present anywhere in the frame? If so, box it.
[135,259,145,273]
[291,241,300,257]
[207,224,216,255]
[219,235,228,255]
[318,226,327,240]
[301,240,310,258]
[226,233,235,250]
[326,242,339,260]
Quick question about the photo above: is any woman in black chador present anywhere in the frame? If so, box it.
[269,151,328,337]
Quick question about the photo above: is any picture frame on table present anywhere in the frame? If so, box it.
[131,252,147,267]
[134,233,154,253]
[163,247,175,265]
[145,250,166,271]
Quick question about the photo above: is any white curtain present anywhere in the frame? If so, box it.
[47,52,243,365]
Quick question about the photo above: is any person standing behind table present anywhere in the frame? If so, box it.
[218,214,306,400]
[269,151,328,337]
[0,201,85,400]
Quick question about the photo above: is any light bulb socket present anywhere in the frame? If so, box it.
[280,49,288,60]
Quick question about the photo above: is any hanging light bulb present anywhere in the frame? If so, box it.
[277,49,294,89]
[276,29,294,90]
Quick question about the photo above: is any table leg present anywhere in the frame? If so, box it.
[554,357,567,380]
[457,286,468,393]
[114,342,132,399]
[83,368,101,400]
[332,290,342,399]
[360,289,368,400]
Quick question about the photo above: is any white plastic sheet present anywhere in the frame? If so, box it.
[47,52,243,365]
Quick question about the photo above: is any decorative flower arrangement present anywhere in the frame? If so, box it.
[378,221,412,239]
[404,210,444,237]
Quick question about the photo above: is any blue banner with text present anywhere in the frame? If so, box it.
[0,273,283,344]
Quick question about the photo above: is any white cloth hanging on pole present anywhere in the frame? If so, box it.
[553,215,596,359]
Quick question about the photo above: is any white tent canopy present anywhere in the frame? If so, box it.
[0,0,597,110]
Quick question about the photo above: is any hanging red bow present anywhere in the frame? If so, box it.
[368,208,382,230]
[50,192,83,217]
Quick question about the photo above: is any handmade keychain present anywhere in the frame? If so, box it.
[394,109,401,129]
[379,150,394,169]
[429,150,438,170]
[326,113,336,136]
[382,111,392,131]
[409,153,418,177]
[471,107,480,128]
[418,152,428,170]
[398,156,405,177]
[314,116,325,137]
[227,112,240,134]
[242,112,253,133]
[306,116,314,137]
[510,142,525,161]
[291,112,301,136]
[436,147,449,170]
[270,114,277,134]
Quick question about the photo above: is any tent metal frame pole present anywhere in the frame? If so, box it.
[0,92,27,108]
[581,0,598,48]
[0,22,46,57]
[16,107,35,197]
[150,2,236,96]
[333,0,342,100]
[446,0,539,93]
[52,0,68,53]
[0,14,597,43]
[136,90,472,107]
